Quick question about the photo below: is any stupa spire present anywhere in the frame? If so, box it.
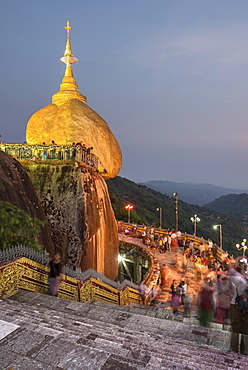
[60,21,78,68]
[52,21,86,105]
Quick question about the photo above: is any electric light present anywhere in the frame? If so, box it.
[125,204,134,223]
[236,239,248,256]
[213,224,223,249]
[156,207,162,228]
[118,255,124,263]
[191,214,200,236]
[172,193,179,230]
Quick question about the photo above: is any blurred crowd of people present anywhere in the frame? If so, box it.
[123,223,184,252]
[196,262,248,355]
[121,223,248,354]
[165,242,248,355]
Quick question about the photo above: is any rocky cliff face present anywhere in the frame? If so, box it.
[0,151,54,252]
[26,162,118,280]
[82,171,119,278]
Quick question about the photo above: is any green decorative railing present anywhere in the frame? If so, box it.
[0,143,99,169]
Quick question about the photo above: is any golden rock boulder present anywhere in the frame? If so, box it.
[26,21,122,180]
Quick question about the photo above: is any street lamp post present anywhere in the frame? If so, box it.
[173,192,179,231]
[125,204,134,223]
[213,224,223,250]
[156,207,162,228]
[190,214,200,236]
[236,239,247,256]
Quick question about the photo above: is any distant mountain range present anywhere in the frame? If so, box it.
[205,194,248,223]
[140,180,248,206]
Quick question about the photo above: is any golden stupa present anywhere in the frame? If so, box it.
[26,22,122,179]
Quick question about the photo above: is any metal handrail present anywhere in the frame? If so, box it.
[0,143,99,169]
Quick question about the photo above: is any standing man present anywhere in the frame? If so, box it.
[49,252,63,297]
[228,266,248,354]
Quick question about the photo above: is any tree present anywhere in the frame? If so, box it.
[0,201,45,251]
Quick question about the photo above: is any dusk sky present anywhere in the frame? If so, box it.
[1,1,248,189]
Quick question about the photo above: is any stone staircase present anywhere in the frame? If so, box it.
[1,290,248,369]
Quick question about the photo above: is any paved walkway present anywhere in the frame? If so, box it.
[121,235,201,314]
[1,290,248,369]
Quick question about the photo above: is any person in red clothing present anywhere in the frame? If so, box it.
[171,232,178,250]
[214,276,235,326]
[160,264,169,287]
[198,279,216,327]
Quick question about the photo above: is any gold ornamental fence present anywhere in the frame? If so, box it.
[0,257,142,306]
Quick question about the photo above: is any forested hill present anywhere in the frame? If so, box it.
[106,176,247,257]
[205,193,248,223]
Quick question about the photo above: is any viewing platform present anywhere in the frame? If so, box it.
[0,143,99,170]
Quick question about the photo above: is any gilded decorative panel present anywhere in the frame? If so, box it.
[0,257,141,307]
[0,262,24,298]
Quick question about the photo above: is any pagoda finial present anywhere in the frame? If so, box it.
[60,21,78,66]
[52,21,86,105]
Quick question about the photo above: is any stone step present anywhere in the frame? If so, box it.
[0,290,248,369]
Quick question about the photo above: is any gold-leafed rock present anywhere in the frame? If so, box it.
[26,21,122,179]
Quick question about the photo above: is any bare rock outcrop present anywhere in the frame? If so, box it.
[0,150,54,253]
[27,162,118,280]
[82,171,118,278]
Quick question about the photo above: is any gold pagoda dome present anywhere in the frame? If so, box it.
[26,21,122,179]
